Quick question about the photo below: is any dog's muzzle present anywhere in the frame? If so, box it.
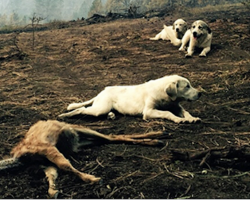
[188,92,202,102]
[176,28,179,32]
[192,32,200,39]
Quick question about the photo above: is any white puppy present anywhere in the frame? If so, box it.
[59,75,202,124]
[179,20,212,57]
[150,19,187,46]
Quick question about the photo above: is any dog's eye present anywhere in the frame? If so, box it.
[192,26,195,29]
[198,26,203,30]
[186,85,190,89]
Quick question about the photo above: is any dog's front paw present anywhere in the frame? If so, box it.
[174,117,201,124]
[188,117,201,123]
[185,54,192,58]
[199,53,206,57]
[179,46,186,51]
[173,118,187,124]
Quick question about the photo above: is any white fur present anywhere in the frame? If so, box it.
[59,75,201,124]
[179,20,212,57]
[150,19,187,46]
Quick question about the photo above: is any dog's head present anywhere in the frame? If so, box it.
[191,20,211,40]
[172,19,187,39]
[166,75,201,102]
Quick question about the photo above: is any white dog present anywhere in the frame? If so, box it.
[179,20,212,57]
[59,75,202,124]
[150,19,187,46]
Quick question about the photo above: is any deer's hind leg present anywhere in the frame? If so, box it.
[45,146,101,184]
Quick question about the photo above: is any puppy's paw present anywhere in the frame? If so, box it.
[179,47,186,51]
[199,53,206,57]
[149,37,157,40]
[58,113,66,118]
[188,117,201,123]
[174,118,187,124]
[67,103,79,110]
[107,112,116,120]
[185,54,192,58]
[174,117,201,124]
[194,117,201,123]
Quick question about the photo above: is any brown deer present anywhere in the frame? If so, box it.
[0,120,167,198]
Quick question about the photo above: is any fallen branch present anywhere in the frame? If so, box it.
[171,145,250,168]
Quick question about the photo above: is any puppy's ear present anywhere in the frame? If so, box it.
[166,82,177,101]
[206,25,212,34]
[172,22,175,30]
[183,22,188,32]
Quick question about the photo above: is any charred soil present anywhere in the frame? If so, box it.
[0,5,250,199]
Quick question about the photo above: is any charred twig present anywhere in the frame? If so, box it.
[172,145,250,168]
[140,172,164,185]
[111,170,142,183]
[199,151,211,167]
[0,158,23,170]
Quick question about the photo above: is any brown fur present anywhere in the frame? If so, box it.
[9,120,164,197]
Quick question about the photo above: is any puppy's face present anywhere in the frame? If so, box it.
[166,78,201,101]
[191,20,211,40]
[173,19,187,34]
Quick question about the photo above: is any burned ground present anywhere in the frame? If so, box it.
[0,5,250,199]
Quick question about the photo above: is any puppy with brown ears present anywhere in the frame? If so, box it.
[150,19,188,46]
[179,20,212,57]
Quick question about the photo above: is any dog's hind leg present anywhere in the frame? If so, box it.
[67,98,95,111]
[45,146,101,184]
[59,100,112,118]
[44,166,59,198]
[58,107,87,118]
[149,32,162,40]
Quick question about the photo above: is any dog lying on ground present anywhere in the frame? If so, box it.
[150,19,187,46]
[0,120,166,198]
[59,75,202,123]
[179,20,212,57]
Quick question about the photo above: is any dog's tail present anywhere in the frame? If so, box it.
[0,157,23,171]
[67,98,95,111]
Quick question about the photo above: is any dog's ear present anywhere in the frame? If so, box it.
[172,22,175,30]
[166,82,178,101]
[183,21,188,32]
[206,25,212,34]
